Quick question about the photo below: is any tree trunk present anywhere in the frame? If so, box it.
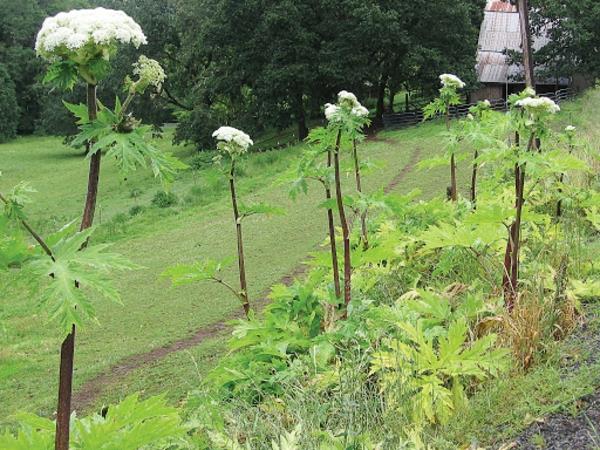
[55,83,98,450]
[374,74,388,127]
[352,139,369,249]
[229,161,250,317]
[326,148,342,299]
[296,92,308,141]
[333,131,352,311]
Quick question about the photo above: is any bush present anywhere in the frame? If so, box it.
[129,205,145,216]
[0,64,19,142]
[152,190,178,208]
[189,151,217,170]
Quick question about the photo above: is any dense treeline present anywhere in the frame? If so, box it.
[0,0,598,147]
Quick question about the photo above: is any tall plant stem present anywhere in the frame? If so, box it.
[446,110,457,202]
[556,142,574,218]
[55,83,98,450]
[470,150,479,207]
[0,193,55,260]
[326,148,342,299]
[503,135,535,310]
[352,139,369,250]
[229,160,250,317]
[502,1,534,312]
[333,131,352,311]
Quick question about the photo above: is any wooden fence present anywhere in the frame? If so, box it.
[382,88,573,129]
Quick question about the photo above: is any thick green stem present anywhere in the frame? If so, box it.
[353,139,369,250]
[55,83,98,450]
[333,131,352,312]
[446,109,457,201]
[229,160,250,317]
[326,149,342,300]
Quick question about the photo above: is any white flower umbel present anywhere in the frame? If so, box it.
[213,126,253,157]
[439,74,465,89]
[324,103,340,121]
[565,125,576,132]
[351,105,369,118]
[338,90,359,108]
[35,8,147,60]
[131,55,165,92]
[324,90,369,122]
[516,96,560,114]
[482,99,491,108]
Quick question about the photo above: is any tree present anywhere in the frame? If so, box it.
[0,64,19,142]
[530,0,600,81]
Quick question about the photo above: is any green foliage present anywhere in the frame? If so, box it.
[531,0,600,80]
[0,64,19,142]
[65,99,187,188]
[205,270,330,401]
[0,393,184,449]
[29,227,139,333]
[372,318,509,425]
[151,190,178,208]
[42,60,79,92]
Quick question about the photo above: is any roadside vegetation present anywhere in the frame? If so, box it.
[1,3,599,450]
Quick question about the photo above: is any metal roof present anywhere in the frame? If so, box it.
[486,0,517,13]
[477,1,561,85]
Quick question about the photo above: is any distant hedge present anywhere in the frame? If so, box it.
[0,64,19,142]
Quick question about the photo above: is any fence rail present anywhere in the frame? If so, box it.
[382,88,573,129]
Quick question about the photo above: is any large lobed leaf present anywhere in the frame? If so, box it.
[29,228,139,333]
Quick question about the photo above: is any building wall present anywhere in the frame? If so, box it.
[470,84,504,103]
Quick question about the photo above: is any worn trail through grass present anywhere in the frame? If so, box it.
[72,143,425,412]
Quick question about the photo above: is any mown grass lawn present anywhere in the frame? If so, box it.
[0,120,473,422]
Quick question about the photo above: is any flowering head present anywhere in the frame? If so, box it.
[439,74,465,90]
[213,126,253,159]
[35,8,147,85]
[515,96,560,115]
[511,89,560,135]
[324,90,370,129]
[127,55,166,94]
[565,125,576,133]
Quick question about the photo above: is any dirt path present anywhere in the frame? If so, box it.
[72,144,423,413]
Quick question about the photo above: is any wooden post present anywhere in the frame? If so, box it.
[516,0,535,88]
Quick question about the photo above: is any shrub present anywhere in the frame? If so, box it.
[129,205,145,216]
[0,64,19,142]
[189,151,217,170]
[152,190,178,208]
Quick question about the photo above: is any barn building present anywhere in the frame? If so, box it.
[471,0,569,102]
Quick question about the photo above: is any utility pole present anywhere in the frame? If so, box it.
[516,0,535,87]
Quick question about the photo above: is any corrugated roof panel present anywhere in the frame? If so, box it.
[486,0,517,13]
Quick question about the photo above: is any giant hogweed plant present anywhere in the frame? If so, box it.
[322,91,370,312]
[34,8,184,448]
[289,138,342,320]
[0,183,186,449]
[164,127,283,318]
[423,74,465,202]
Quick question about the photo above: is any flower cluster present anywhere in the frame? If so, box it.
[440,74,465,89]
[565,125,576,132]
[213,127,253,157]
[130,55,165,93]
[324,90,369,123]
[35,8,147,60]
[516,96,560,114]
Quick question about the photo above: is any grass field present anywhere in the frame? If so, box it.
[1,89,598,434]
[0,118,474,422]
